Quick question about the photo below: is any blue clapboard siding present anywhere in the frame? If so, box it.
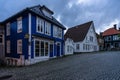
[5,13,29,59]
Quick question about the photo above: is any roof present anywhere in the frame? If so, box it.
[64,21,93,42]
[2,5,66,29]
[102,28,120,36]
[40,5,54,14]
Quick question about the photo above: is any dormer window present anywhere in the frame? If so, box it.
[41,5,54,18]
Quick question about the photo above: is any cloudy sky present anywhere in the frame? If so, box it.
[0,0,120,33]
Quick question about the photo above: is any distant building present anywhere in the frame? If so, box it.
[64,21,99,55]
[96,33,104,51]
[102,24,120,50]
[1,5,66,66]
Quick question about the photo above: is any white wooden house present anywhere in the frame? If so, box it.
[64,21,99,55]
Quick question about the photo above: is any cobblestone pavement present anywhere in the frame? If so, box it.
[1,51,120,80]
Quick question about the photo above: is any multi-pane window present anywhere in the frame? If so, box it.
[35,41,40,57]
[83,44,85,50]
[41,41,44,56]
[53,25,62,39]
[45,21,51,35]
[35,40,49,57]
[90,36,93,42]
[6,40,10,53]
[58,28,62,38]
[45,42,49,56]
[37,17,44,33]
[76,44,79,50]
[17,17,22,33]
[17,40,22,54]
[6,23,10,36]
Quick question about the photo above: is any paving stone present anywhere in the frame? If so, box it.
[0,51,120,80]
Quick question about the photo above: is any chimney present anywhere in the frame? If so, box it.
[113,24,117,29]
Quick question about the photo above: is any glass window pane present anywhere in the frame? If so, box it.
[45,42,48,56]
[41,41,44,56]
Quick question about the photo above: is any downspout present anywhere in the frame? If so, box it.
[28,13,31,65]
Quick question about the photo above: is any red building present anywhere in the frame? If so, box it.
[102,24,120,50]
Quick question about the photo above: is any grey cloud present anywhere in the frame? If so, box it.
[0,0,120,33]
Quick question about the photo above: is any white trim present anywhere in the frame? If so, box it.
[17,39,22,54]
[17,17,22,33]
[36,16,44,34]
[28,13,32,62]
[6,22,10,36]
[34,39,50,59]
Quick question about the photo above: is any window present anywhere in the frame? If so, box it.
[45,42,49,56]
[90,36,93,42]
[53,25,62,39]
[58,28,62,38]
[67,46,69,52]
[17,40,22,54]
[45,21,51,35]
[37,17,44,33]
[35,41,40,57]
[83,44,85,50]
[53,26,57,37]
[41,41,45,56]
[35,40,49,57]
[6,23,10,36]
[6,40,10,53]
[0,35,3,44]
[76,44,79,50]
[17,17,22,33]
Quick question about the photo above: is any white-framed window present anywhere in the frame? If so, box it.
[6,40,10,53]
[83,44,85,50]
[17,17,22,33]
[76,44,79,50]
[37,17,44,33]
[6,23,10,36]
[53,25,62,39]
[34,40,49,57]
[53,25,57,37]
[58,28,62,38]
[90,36,93,42]
[17,40,22,54]
[45,21,51,35]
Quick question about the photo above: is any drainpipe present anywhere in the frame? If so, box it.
[28,13,32,65]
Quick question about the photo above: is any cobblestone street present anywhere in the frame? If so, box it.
[1,51,120,80]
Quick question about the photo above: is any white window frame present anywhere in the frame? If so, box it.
[45,21,51,35]
[6,40,10,53]
[17,17,22,33]
[76,44,80,50]
[58,28,62,39]
[36,17,44,33]
[6,23,10,36]
[34,39,49,58]
[53,25,62,39]
[17,39,22,54]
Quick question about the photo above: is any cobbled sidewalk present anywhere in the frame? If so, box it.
[1,51,120,80]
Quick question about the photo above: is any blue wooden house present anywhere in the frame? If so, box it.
[2,5,66,66]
